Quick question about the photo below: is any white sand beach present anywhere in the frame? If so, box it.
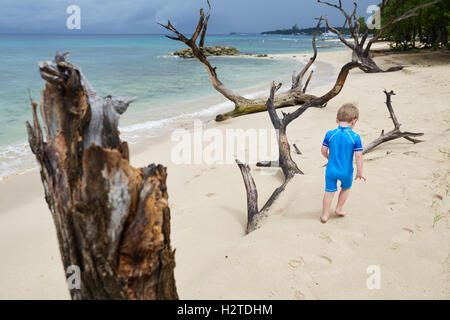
[0,46,449,299]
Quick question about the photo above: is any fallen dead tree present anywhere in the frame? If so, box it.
[318,0,442,73]
[160,3,339,121]
[26,53,178,300]
[238,59,361,233]
[363,90,423,154]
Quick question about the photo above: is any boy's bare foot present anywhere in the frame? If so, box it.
[320,214,329,223]
[335,209,346,217]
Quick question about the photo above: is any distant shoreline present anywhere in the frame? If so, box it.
[261,25,350,36]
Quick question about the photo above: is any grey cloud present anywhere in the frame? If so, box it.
[0,0,377,34]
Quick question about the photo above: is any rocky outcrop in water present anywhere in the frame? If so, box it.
[172,46,241,58]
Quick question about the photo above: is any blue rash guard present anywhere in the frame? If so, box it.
[322,126,363,192]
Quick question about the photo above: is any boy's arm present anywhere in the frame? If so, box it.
[354,151,366,181]
[321,145,329,159]
[322,131,330,159]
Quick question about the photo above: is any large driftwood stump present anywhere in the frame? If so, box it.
[26,53,178,300]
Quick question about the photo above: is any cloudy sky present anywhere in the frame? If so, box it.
[1,0,376,34]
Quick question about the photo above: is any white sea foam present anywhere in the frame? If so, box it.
[0,141,36,181]
[119,99,234,144]
[0,97,234,181]
[156,54,179,59]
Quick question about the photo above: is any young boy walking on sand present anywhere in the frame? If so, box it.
[320,103,366,223]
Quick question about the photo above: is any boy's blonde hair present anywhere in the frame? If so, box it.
[337,103,359,122]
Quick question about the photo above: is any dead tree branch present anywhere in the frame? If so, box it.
[160,3,328,121]
[236,83,297,233]
[293,144,302,155]
[303,70,314,93]
[257,61,360,169]
[292,17,322,90]
[26,53,178,300]
[363,90,424,154]
[318,0,441,73]
[199,0,211,48]
[159,8,247,106]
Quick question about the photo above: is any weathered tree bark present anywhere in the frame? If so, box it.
[236,83,298,233]
[237,159,293,233]
[26,53,178,300]
[160,5,327,121]
[256,60,361,169]
[266,83,304,179]
[318,0,442,73]
[238,60,361,233]
[363,90,423,154]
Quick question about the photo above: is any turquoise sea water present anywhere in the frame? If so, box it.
[0,33,342,179]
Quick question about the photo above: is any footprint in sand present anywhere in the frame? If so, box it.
[402,68,416,75]
[294,290,305,300]
[402,227,414,234]
[350,240,360,248]
[319,255,332,264]
[273,207,285,215]
[319,233,332,244]
[365,156,384,162]
[205,193,215,198]
[288,257,305,268]
[390,227,414,249]
[445,254,450,283]
[385,202,406,213]
[433,194,443,201]
[268,290,278,298]
[185,174,202,185]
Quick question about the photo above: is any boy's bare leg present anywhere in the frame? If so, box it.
[335,188,351,216]
[321,192,335,223]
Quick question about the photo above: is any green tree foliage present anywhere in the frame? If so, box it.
[357,16,368,34]
[381,0,449,50]
[355,16,376,35]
